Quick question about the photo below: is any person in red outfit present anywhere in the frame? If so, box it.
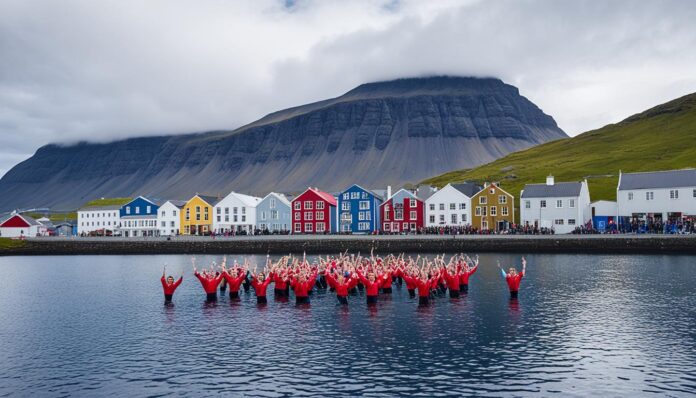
[251,271,272,304]
[325,269,359,305]
[193,259,224,302]
[458,255,479,294]
[290,270,316,305]
[415,271,439,306]
[498,257,527,299]
[222,260,247,301]
[357,270,383,305]
[161,265,183,303]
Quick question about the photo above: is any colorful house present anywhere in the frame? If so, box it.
[471,182,515,231]
[0,213,45,238]
[158,200,186,236]
[213,191,262,234]
[337,184,383,233]
[291,188,337,234]
[380,188,425,233]
[120,196,160,237]
[256,192,292,233]
[180,194,221,235]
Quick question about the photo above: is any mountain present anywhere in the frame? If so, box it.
[423,91,696,218]
[0,76,566,211]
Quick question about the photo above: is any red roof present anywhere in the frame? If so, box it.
[294,187,337,206]
[0,215,31,228]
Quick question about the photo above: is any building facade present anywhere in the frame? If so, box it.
[591,200,618,232]
[119,196,160,237]
[213,192,262,234]
[337,184,383,233]
[0,213,44,238]
[471,183,515,231]
[520,176,591,234]
[158,200,185,236]
[256,193,291,233]
[380,189,424,233]
[291,188,337,234]
[425,183,481,227]
[180,194,220,235]
[617,169,696,225]
[77,205,122,236]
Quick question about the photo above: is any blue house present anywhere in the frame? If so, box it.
[120,196,160,237]
[337,184,383,233]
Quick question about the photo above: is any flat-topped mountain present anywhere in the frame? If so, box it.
[0,76,566,211]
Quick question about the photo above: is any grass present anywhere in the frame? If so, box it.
[26,212,77,222]
[84,197,132,207]
[423,92,696,220]
[0,237,25,249]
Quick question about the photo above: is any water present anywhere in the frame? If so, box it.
[0,254,695,397]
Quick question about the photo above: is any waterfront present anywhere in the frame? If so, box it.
[1,253,695,397]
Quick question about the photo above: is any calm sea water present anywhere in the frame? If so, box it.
[0,254,695,397]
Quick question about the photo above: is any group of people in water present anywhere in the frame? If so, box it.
[160,250,527,306]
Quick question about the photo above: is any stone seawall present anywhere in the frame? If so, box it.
[2,235,696,256]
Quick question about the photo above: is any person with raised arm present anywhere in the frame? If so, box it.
[459,255,479,294]
[250,268,272,305]
[193,257,224,302]
[443,256,462,298]
[160,264,183,304]
[498,257,526,299]
[415,269,439,307]
[221,258,247,301]
[325,266,359,305]
[356,267,383,306]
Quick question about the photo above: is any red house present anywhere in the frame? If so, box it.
[380,188,424,233]
[0,213,45,238]
[291,188,337,234]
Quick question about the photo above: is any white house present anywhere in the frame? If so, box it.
[158,200,186,236]
[617,169,696,224]
[425,183,481,227]
[0,213,45,238]
[213,191,262,234]
[77,205,121,236]
[256,192,292,233]
[520,176,591,234]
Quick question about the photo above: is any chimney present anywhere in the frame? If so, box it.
[387,185,392,198]
[546,175,555,186]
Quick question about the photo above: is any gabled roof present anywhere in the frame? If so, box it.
[261,192,291,207]
[162,200,187,208]
[122,196,160,207]
[381,188,419,205]
[294,187,337,206]
[618,169,696,190]
[340,184,385,201]
[472,183,514,198]
[451,183,483,198]
[0,214,40,227]
[194,194,222,206]
[521,182,583,198]
[219,191,262,207]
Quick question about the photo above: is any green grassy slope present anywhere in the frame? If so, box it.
[423,92,696,219]
[84,197,132,207]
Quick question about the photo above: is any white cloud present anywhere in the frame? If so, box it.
[1,0,695,177]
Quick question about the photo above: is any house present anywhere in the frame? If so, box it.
[617,169,696,225]
[158,200,186,236]
[77,205,122,236]
[119,196,160,237]
[425,183,481,227]
[337,184,383,233]
[291,188,337,234]
[591,200,618,232]
[180,194,221,235]
[380,188,425,233]
[256,193,292,233]
[471,182,515,231]
[213,192,262,234]
[0,213,45,238]
[520,176,591,234]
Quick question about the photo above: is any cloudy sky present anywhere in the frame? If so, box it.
[1,0,695,177]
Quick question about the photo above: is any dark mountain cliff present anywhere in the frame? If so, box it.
[0,76,566,211]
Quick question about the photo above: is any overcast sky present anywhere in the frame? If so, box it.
[1,0,695,177]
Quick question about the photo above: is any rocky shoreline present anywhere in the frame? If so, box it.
[2,235,696,256]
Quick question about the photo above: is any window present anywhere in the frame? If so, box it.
[343,193,349,200]
[316,211,324,220]
[147,206,151,213]
[540,200,547,208]
[462,214,467,222]
[568,219,576,225]
[161,211,166,217]
[135,207,140,214]
[170,221,175,227]
[204,207,209,221]
[646,192,654,200]
[384,223,391,231]
[449,203,456,210]
[409,199,416,207]
[241,216,246,222]
[305,211,313,220]
[628,192,634,200]
[294,223,301,232]
[358,212,365,221]
[233,215,238,222]
[569,199,575,208]
[459,203,466,210]
[501,207,509,216]
[261,211,267,220]
[217,216,221,222]
[173,210,177,216]
[483,207,488,216]
[429,204,435,211]
[233,207,238,214]
[316,223,325,232]
[358,222,370,231]
[429,215,435,223]
[271,210,278,219]
[395,206,403,220]
[304,201,313,210]
[525,200,531,209]
[270,198,276,209]
[490,206,497,216]
[305,223,313,232]
[294,202,301,210]
[439,214,445,223]
[482,220,488,230]
[556,200,563,208]
[479,196,487,204]
[439,203,445,211]
[216,207,221,215]
[351,192,360,199]
[499,195,507,204]
[342,202,350,211]
[410,211,417,219]
[242,207,246,215]
[670,190,679,199]
[316,201,325,210]
[294,212,300,220]
[554,219,564,225]
[185,208,190,221]
[359,201,369,210]
[451,214,457,224]
[475,207,481,216]
[489,188,495,194]
[126,207,131,214]
[693,189,696,198]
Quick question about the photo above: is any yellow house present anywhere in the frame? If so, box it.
[471,182,515,231]
[180,194,221,235]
